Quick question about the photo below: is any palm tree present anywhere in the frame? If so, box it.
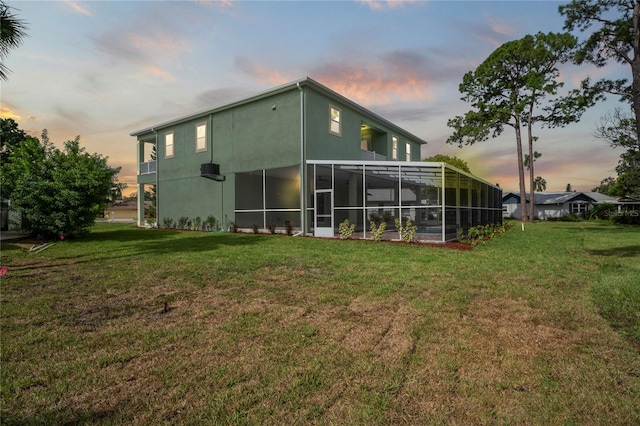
[534,176,547,192]
[0,1,28,81]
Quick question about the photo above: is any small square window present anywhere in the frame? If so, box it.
[330,106,341,136]
[406,142,411,161]
[165,132,174,158]
[196,122,207,152]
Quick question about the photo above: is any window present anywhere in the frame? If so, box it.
[406,142,411,161]
[196,122,207,152]
[165,132,174,158]
[330,105,341,136]
[392,136,398,160]
[570,202,588,216]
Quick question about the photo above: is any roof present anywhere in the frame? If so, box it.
[130,77,428,145]
[502,191,619,205]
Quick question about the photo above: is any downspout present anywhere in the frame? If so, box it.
[152,128,158,227]
[297,82,306,235]
[441,163,446,242]
[208,114,213,162]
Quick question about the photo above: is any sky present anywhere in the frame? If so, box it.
[1,0,631,195]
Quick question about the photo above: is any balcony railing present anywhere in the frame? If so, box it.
[361,150,387,161]
[140,160,157,175]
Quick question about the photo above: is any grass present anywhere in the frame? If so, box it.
[1,221,639,425]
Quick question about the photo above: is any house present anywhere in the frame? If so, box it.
[502,191,619,219]
[130,77,502,242]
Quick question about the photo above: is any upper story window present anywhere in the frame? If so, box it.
[392,136,398,160]
[406,142,411,161]
[329,105,341,136]
[196,122,207,152]
[165,132,174,158]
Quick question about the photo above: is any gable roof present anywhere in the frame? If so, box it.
[502,191,618,205]
[130,77,428,145]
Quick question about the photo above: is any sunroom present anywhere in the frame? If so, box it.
[234,160,502,242]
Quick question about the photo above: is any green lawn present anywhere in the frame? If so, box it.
[1,221,639,425]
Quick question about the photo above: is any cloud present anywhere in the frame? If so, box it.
[0,105,22,121]
[194,87,253,109]
[195,0,234,9]
[64,1,92,16]
[143,65,176,83]
[235,57,291,86]
[90,9,192,82]
[234,46,462,107]
[357,0,419,11]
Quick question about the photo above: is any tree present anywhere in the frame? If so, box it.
[560,0,640,140]
[0,1,28,81]
[0,124,121,238]
[447,32,594,222]
[592,176,621,195]
[566,183,573,192]
[524,151,542,170]
[594,107,640,195]
[423,154,472,173]
[534,176,547,192]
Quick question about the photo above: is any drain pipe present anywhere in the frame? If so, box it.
[297,82,305,235]
[152,128,159,228]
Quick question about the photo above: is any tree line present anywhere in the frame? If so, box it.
[447,0,640,222]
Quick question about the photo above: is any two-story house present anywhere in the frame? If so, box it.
[131,77,502,241]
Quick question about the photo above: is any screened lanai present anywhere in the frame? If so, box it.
[234,161,502,242]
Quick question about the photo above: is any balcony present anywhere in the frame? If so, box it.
[140,160,157,175]
[361,150,387,161]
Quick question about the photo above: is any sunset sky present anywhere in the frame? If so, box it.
[1,0,630,194]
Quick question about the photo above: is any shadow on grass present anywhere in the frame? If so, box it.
[2,407,119,426]
[587,245,640,258]
[7,230,262,272]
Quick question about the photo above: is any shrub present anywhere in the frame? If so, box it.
[370,220,386,242]
[177,216,189,229]
[191,216,202,231]
[547,214,582,222]
[161,217,174,228]
[267,221,277,234]
[394,218,418,243]
[285,220,294,236]
[204,215,218,231]
[228,221,239,233]
[338,219,356,240]
[252,224,259,234]
[460,222,512,246]
[611,210,640,225]
[588,203,617,220]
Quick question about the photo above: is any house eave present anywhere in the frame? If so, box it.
[130,77,428,146]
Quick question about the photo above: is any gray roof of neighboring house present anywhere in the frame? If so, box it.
[130,77,428,145]
[503,191,619,205]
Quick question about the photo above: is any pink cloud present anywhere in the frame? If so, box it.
[357,0,418,10]
[64,1,92,16]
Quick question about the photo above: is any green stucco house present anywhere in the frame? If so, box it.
[131,77,502,242]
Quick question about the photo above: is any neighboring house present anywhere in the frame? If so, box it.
[1,200,21,231]
[617,195,640,211]
[103,197,149,222]
[131,77,502,242]
[502,191,619,219]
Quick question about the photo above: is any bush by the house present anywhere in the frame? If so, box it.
[339,219,356,240]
